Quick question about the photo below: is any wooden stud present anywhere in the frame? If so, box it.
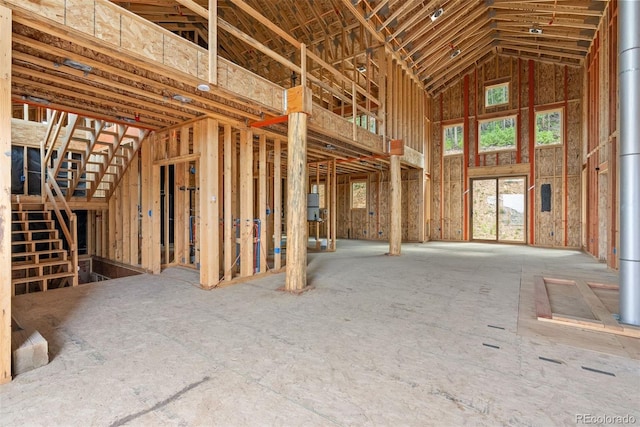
[140,143,152,270]
[389,154,402,255]
[285,112,308,291]
[239,129,254,277]
[151,163,161,274]
[273,139,282,270]
[0,4,11,385]
[198,118,220,287]
[258,134,267,272]
[224,124,233,280]
[209,0,217,86]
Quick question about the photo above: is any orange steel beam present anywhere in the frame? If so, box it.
[250,115,288,128]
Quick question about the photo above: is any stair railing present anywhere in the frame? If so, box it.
[45,169,78,287]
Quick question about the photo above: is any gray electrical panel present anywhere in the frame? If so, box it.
[307,193,320,221]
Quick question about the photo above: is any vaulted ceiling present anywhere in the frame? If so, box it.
[112,0,608,95]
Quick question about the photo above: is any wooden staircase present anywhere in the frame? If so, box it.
[11,202,76,296]
[43,111,147,202]
[9,111,148,295]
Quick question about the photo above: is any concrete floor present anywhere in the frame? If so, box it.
[1,241,639,426]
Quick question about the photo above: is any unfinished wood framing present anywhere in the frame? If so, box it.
[535,276,640,339]
[431,54,582,247]
[239,129,254,278]
[285,111,308,291]
[1,4,12,385]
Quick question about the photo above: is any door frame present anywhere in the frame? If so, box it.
[470,175,528,244]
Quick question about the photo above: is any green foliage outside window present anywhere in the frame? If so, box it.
[443,124,464,155]
[485,83,509,107]
[536,110,562,145]
[479,117,516,152]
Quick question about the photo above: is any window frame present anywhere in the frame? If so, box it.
[477,114,518,153]
[485,82,510,108]
[443,123,464,156]
[350,180,367,210]
[535,107,564,147]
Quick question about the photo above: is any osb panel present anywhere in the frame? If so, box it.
[498,151,516,165]
[197,51,208,82]
[567,102,583,175]
[598,172,608,261]
[450,180,462,240]
[555,66,565,103]
[567,67,583,100]
[468,118,476,163]
[442,91,451,121]
[567,175,581,247]
[555,146,564,176]
[402,181,409,240]
[379,180,389,240]
[450,81,463,119]
[407,179,420,241]
[357,127,385,154]
[521,61,530,110]
[521,113,530,163]
[18,0,64,23]
[95,2,122,46]
[536,147,555,178]
[120,15,163,62]
[449,155,462,181]
[484,56,497,81]
[536,63,556,105]
[351,209,368,239]
[337,182,349,238]
[432,180,441,240]
[484,153,497,167]
[164,35,199,76]
[535,177,554,246]
[65,0,95,35]
[554,176,563,246]
[497,56,512,79]
[369,178,379,238]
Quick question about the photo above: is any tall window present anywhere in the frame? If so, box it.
[485,82,509,107]
[478,116,517,152]
[536,109,563,146]
[443,124,464,155]
[351,181,367,209]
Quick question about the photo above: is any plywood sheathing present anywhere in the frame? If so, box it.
[431,53,582,247]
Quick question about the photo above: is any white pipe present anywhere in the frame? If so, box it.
[619,0,640,325]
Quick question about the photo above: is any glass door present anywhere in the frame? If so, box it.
[497,177,526,242]
[472,179,498,240]
[471,177,526,243]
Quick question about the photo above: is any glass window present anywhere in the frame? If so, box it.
[485,82,509,107]
[443,124,464,155]
[536,109,563,146]
[478,116,517,153]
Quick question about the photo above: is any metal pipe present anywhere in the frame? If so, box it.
[619,0,640,326]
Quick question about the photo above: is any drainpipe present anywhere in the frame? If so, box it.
[619,0,640,326]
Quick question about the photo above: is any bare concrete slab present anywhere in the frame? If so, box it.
[1,241,639,426]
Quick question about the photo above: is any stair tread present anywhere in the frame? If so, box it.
[12,259,71,270]
[12,271,75,284]
[12,238,62,245]
[12,249,67,257]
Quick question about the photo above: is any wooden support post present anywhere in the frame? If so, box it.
[198,118,220,287]
[129,153,139,265]
[389,154,402,255]
[0,4,11,385]
[151,164,161,274]
[223,124,233,280]
[258,134,267,272]
[208,0,217,85]
[331,159,337,251]
[239,129,254,277]
[274,139,282,270]
[286,112,308,291]
[140,143,153,270]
